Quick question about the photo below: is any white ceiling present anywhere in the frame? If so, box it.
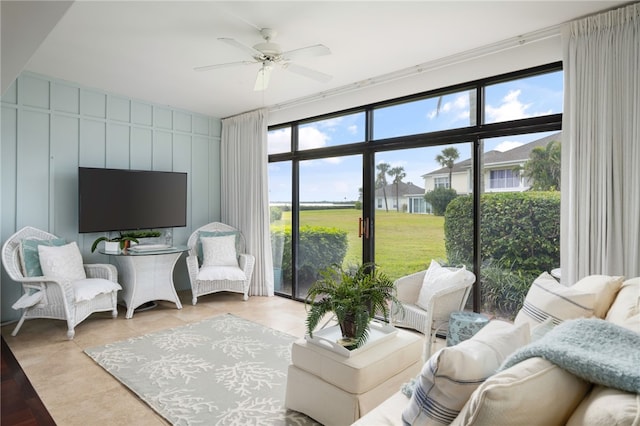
[3,1,630,120]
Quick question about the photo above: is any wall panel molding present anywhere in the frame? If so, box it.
[0,71,222,322]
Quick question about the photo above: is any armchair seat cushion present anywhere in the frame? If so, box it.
[73,278,122,302]
[197,265,246,281]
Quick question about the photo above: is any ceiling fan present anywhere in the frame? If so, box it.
[194,28,332,91]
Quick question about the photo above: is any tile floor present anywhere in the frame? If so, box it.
[1,291,430,425]
[1,292,308,425]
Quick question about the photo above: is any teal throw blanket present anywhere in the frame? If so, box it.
[500,318,640,394]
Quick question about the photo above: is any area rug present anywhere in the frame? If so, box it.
[85,314,319,426]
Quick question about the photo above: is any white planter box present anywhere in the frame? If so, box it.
[104,241,120,253]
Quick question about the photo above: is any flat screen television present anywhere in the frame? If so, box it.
[78,167,187,233]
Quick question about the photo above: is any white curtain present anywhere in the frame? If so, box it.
[561,3,640,284]
[221,108,274,296]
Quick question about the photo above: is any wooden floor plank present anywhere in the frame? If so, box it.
[1,336,55,426]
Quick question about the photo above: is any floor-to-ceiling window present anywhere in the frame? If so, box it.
[269,63,563,317]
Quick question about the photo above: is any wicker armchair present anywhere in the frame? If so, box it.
[1,226,120,339]
[392,267,475,360]
[186,222,255,305]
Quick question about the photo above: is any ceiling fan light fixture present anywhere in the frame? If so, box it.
[253,41,281,57]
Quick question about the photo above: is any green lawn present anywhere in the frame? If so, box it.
[277,209,446,280]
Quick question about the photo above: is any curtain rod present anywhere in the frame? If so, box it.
[268,25,561,113]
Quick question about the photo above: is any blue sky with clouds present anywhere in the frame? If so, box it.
[269,71,562,202]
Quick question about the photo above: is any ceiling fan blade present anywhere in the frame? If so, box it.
[194,61,256,72]
[283,62,332,83]
[254,64,273,91]
[281,44,331,61]
[219,37,264,59]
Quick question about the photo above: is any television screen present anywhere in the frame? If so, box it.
[78,167,187,233]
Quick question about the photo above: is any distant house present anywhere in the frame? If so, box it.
[375,181,427,213]
[422,132,561,195]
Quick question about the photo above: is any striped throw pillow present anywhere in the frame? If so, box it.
[515,272,596,328]
[402,320,530,425]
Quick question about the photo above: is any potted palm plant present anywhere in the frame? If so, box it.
[305,263,402,350]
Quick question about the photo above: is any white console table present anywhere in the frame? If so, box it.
[101,246,188,319]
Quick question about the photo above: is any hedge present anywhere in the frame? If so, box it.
[445,191,560,275]
[271,225,348,286]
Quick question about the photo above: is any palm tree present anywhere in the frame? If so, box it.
[519,140,561,190]
[435,147,460,188]
[376,162,391,212]
[388,166,406,212]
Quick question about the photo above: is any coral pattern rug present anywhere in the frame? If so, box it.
[85,314,317,425]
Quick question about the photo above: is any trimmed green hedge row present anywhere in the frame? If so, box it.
[445,192,561,275]
[271,225,348,285]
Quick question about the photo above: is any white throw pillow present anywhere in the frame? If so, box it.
[417,260,468,310]
[72,278,122,302]
[38,242,87,281]
[605,277,640,325]
[514,272,596,328]
[201,235,239,267]
[402,320,530,425]
[571,274,624,318]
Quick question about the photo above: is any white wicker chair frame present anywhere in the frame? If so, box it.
[391,268,475,361]
[1,226,119,340]
[186,222,255,305]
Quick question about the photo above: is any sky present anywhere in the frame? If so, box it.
[268,70,563,202]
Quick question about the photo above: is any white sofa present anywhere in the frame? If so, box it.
[353,274,640,426]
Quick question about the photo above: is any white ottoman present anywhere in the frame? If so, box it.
[285,328,422,425]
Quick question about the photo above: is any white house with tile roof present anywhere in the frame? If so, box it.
[422,132,561,195]
[374,181,427,213]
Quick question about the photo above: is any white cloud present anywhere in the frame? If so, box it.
[347,124,358,134]
[267,128,290,153]
[298,126,330,150]
[493,141,524,152]
[486,90,530,122]
[323,157,343,164]
[486,89,552,122]
[427,94,469,120]
[317,117,344,129]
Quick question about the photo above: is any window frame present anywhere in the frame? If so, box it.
[268,62,563,310]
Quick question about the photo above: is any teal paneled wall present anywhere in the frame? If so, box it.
[1,72,222,322]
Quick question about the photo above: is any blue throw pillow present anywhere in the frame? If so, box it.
[20,238,67,277]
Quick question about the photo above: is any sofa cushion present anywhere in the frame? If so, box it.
[529,316,556,341]
[515,272,596,328]
[566,385,640,426]
[451,357,591,426]
[606,277,640,326]
[571,274,624,318]
[402,320,529,425]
